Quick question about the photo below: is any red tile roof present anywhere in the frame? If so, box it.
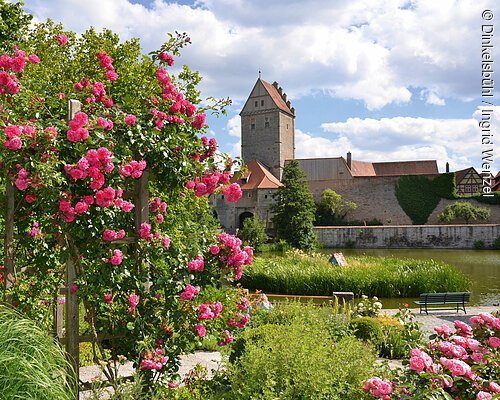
[371,160,439,176]
[260,79,294,116]
[348,159,438,177]
[236,160,282,190]
[349,160,376,176]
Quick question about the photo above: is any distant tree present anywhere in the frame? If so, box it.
[271,160,316,250]
[316,189,357,225]
[0,0,32,47]
[439,202,490,224]
[238,215,269,251]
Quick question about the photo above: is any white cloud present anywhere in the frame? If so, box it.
[226,115,241,137]
[320,107,500,171]
[420,90,446,106]
[23,0,498,109]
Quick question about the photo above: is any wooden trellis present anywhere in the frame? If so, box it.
[3,100,150,399]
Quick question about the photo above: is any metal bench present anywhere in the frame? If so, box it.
[414,292,470,314]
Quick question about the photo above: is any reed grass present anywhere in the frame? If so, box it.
[0,304,76,400]
[241,252,470,297]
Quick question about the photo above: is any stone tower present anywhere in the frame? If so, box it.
[240,78,295,181]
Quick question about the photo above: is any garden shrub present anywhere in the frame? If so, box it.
[237,214,269,251]
[0,305,76,400]
[493,236,500,250]
[474,240,486,250]
[228,323,377,399]
[350,316,383,343]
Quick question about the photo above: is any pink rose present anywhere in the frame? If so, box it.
[195,324,206,337]
[56,34,68,45]
[125,114,136,125]
[28,54,40,64]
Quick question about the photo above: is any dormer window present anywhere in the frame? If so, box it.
[254,100,258,107]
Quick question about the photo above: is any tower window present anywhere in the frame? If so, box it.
[265,117,269,128]
[261,100,264,106]
[251,123,255,130]
[286,124,289,129]
[254,100,258,107]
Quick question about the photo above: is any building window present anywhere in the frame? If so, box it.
[261,100,264,106]
[264,195,268,199]
[472,185,479,192]
[251,123,255,130]
[286,124,289,129]
[254,100,258,107]
[465,185,471,193]
[265,117,269,128]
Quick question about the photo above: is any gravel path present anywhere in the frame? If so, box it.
[385,305,499,334]
[79,351,222,399]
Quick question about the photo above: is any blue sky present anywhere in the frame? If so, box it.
[21,0,499,172]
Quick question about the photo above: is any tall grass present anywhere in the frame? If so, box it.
[241,252,471,297]
[0,305,76,400]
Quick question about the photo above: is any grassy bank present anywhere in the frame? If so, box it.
[241,251,470,297]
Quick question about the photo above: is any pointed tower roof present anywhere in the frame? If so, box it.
[240,78,295,117]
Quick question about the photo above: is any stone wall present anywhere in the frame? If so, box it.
[315,224,500,249]
[307,176,413,225]
[306,176,500,225]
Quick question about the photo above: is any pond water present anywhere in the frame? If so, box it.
[321,248,500,308]
[264,249,499,309]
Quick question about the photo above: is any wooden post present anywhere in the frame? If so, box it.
[66,256,79,396]
[66,99,82,398]
[134,169,149,231]
[4,179,15,299]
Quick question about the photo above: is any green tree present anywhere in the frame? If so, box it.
[0,0,32,47]
[439,202,490,224]
[271,160,316,250]
[238,214,269,251]
[316,189,357,225]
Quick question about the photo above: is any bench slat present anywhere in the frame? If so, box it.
[414,292,470,314]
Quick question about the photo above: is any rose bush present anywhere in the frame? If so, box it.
[364,313,500,400]
[0,15,250,389]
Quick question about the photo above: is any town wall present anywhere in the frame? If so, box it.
[307,177,500,225]
[315,224,500,249]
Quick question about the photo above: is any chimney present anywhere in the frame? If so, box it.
[347,152,352,168]
[282,93,287,102]
[272,81,278,88]
[286,100,291,108]
[290,107,295,114]
[278,86,283,95]
[446,162,450,173]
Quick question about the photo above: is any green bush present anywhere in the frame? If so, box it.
[474,240,486,250]
[228,324,377,399]
[471,191,500,204]
[238,215,269,251]
[493,236,500,250]
[350,317,383,343]
[242,253,471,297]
[0,305,76,400]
